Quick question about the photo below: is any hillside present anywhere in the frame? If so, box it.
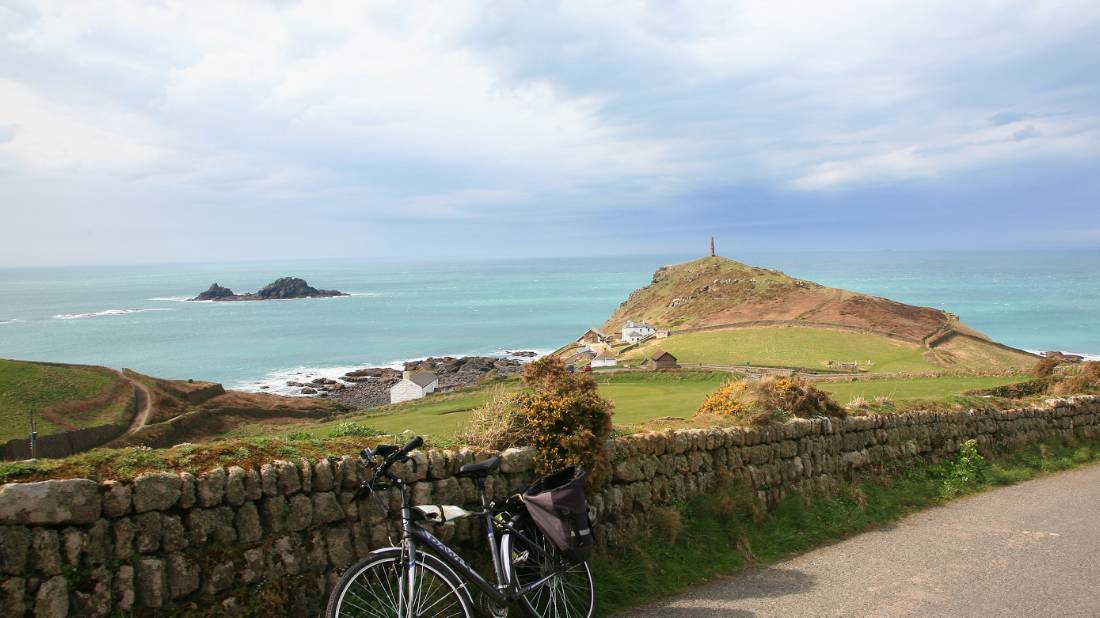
[109,370,341,448]
[0,359,135,442]
[592,256,1037,372]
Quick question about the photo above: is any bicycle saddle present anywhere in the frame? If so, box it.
[456,456,500,478]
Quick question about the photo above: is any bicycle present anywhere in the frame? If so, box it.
[325,436,597,618]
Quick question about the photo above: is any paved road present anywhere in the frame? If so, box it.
[624,464,1100,617]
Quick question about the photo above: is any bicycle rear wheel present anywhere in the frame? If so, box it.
[326,548,474,618]
[504,519,596,618]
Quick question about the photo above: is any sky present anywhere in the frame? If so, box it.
[1,1,1099,267]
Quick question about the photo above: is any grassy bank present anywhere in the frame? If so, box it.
[593,437,1100,616]
[0,359,131,441]
[622,327,939,373]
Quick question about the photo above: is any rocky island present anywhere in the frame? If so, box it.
[190,277,348,301]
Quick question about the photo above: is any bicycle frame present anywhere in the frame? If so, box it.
[388,473,560,617]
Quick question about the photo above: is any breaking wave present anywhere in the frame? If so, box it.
[52,308,174,320]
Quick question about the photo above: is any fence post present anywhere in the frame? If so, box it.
[29,414,38,459]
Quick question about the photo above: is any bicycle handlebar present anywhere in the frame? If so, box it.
[355,436,424,499]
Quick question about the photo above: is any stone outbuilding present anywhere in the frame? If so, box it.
[578,329,609,345]
[648,350,679,370]
[389,371,438,404]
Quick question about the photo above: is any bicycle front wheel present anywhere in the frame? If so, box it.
[325,548,474,618]
[504,521,596,618]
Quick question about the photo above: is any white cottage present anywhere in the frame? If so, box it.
[390,370,439,404]
[621,320,655,344]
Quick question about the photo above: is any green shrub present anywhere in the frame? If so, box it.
[516,357,614,487]
[330,422,384,438]
[287,431,314,441]
[939,439,988,497]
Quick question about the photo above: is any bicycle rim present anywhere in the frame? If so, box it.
[510,526,596,618]
[331,553,472,618]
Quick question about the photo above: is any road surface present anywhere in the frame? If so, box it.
[624,464,1100,617]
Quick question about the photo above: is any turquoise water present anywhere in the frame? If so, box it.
[1,252,1097,391]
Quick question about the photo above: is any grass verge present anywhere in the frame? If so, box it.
[592,437,1100,616]
[0,359,128,441]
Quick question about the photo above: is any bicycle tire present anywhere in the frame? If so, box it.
[502,519,597,618]
[325,547,475,618]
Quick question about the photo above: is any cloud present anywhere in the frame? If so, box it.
[0,0,1099,264]
[990,111,1036,126]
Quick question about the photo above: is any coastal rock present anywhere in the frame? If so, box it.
[189,277,347,302]
[257,277,344,299]
[324,355,523,408]
[1043,351,1084,363]
[191,283,235,301]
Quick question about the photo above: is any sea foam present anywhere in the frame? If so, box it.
[52,308,174,320]
[235,364,368,396]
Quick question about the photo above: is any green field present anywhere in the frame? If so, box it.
[624,326,939,373]
[228,372,728,441]
[227,370,1028,442]
[0,359,127,441]
[818,374,1027,405]
[592,371,728,424]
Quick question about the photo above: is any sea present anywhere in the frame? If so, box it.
[1,251,1098,394]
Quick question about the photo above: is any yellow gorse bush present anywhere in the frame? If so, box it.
[515,357,614,487]
[696,375,845,426]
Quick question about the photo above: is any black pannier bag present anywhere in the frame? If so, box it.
[522,466,593,563]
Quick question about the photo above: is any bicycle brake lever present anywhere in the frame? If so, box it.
[353,481,374,500]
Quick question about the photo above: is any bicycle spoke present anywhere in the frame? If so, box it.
[334,555,468,618]
[511,524,594,618]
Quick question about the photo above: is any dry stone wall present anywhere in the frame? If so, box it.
[1,395,1098,617]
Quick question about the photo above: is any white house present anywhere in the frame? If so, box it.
[390,370,439,404]
[590,351,617,368]
[621,320,655,344]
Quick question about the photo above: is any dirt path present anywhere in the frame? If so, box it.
[624,464,1100,617]
[108,376,152,445]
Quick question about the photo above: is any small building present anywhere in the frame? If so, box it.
[390,370,439,404]
[648,351,679,370]
[622,320,655,344]
[590,351,617,368]
[578,329,609,345]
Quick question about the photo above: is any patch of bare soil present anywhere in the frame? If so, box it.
[114,372,343,447]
